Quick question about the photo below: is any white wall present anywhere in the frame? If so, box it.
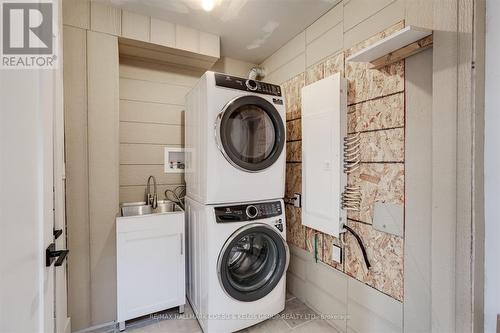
[0,1,64,331]
[211,56,256,77]
[485,0,500,331]
[260,0,408,85]
[287,245,403,333]
[0,70,55,333]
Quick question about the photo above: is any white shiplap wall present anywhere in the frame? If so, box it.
[118,58,204,203]
[287,245,403,333]
[261,0,406,85]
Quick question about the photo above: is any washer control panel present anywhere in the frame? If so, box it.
[215,201,283,223]
[214,73,282,97]
[274,218,284,232]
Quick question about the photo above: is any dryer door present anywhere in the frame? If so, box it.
[216,95,285,172]
[217,223,289,302]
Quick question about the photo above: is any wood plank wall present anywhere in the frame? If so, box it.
[63,25,91,330]
[118,58,204,203]
[87,30,120,325]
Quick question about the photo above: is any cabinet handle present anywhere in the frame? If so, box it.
[180,234,183,255]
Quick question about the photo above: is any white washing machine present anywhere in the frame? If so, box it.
[185,197,289,333]
[185,71,286,204]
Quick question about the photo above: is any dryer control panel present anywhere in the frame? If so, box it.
[214,73,282,97]
[215,201,283,223]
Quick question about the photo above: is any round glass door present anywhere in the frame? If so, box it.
[217,224,288,302]
[216,96,285,172]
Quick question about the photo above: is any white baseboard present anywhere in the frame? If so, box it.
[64,317,71,333]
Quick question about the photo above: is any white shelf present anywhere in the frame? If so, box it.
[346,25,432,63]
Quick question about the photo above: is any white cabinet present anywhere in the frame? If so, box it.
[116,211,185,331]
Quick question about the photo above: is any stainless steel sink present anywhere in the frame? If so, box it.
[120,202,152,217]
[120,200,182,217]
[154,200,183,214]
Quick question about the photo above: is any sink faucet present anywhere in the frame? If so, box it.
[146,175,158,209]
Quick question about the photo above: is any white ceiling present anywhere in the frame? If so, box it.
[97,0,340,63]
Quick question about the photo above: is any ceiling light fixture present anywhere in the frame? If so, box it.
[201,0,215,11]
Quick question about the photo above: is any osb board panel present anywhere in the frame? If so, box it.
[286,119,302,141]
[305,61,325,85]
[324,52,345,77]
[285,163,301,198]
[286,141,302,162]
[305,227,323,260]
[347,93,405,133]
[323,233,344,272]
[358,128,405,162]
[282,73,305,121]
[286,205,306,250]
[347,163,405,224]
[346,60,404,105]
[344,220,404,301]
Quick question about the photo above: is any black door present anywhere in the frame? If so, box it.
[217,224,289,302]
[216,95,285,172]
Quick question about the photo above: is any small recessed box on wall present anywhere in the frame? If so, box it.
[164,147,185,173]
[301,73,347,238]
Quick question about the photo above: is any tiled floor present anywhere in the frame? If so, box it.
[91,293,338,333]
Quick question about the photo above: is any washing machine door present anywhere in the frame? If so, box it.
[217,223,289,302]
[215,95,285,172]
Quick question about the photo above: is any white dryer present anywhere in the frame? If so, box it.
[185,197,289,333]
[185,71,286,204]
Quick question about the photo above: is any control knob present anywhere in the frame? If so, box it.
[245,79,258,91]
[246,205,258,218]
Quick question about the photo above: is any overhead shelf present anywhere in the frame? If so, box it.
[346,25,433,69]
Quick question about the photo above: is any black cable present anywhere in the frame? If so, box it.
[343,225,371,269]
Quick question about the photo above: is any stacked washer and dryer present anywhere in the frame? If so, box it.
[184,72,289,332]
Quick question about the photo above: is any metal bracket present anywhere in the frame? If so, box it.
[46,243,69,267]
[53,228,63,240]
[284,193,301,208]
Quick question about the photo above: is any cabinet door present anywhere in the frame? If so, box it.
[117,226,184,321]
[301,73,347,237]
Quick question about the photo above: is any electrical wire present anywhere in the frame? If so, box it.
[343,224,371,269]
[314,233,318,263]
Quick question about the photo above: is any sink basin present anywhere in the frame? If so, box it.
[120,202,152,217]
[154,200,183,214]
[120,200,182,217]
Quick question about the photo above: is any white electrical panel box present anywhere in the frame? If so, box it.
[301,73,347,237]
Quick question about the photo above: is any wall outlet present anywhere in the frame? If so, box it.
[331,243,342,263]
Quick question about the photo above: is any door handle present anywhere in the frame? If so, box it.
[53,228,63,240]
[46,243,69,267]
